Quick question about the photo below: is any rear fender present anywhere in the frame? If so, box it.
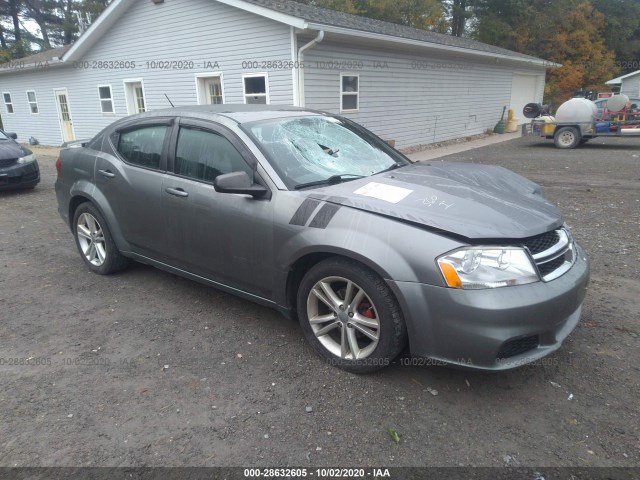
[69,180,131,253]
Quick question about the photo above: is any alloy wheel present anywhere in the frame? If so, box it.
[76,213,107,266]
[306,276,380,360]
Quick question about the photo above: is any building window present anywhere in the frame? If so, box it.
[58,94,71,121]
[196,75,224,105]
[243,74,269,104]
[124,80,146,114]
[3,93,14,114]
[98,85,114,113]
[134,86,145,112]
[26,91,38,114]
[340,74,359,112]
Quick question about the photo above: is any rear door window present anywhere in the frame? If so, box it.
[117,125,168,170]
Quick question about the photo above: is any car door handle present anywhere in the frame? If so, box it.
[165,187,189,198]
[98,169,115,179]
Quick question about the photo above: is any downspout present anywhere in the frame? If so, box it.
[297,30,324,107]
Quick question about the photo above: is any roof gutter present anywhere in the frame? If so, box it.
[296,30,324,107]
[306,23,558,68]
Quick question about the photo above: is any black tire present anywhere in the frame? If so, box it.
[554,126,581,149]
[297,257,407,373]
[72,202,130,275]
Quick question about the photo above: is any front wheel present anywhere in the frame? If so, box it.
[297,258,407,373]
[73,202,130,275]
[554,126,581,149]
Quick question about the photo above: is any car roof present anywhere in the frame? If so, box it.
[120,104,324,125]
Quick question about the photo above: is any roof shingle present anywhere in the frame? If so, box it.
[243,0,545,62]
[0,45,70,69]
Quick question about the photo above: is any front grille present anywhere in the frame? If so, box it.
[497,335,539,359]
[522,230,560,255]
[537,256,566,277]
[521,228,575,282]
[0,158,17,168]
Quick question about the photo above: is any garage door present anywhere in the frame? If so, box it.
[510,74,539,124]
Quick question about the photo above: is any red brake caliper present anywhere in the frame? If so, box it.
[358,301,375,319]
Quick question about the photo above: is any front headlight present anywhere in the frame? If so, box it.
[17,154,36,164]
[437,247,539,289]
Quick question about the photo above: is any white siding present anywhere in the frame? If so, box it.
[0,0,294,145]
[620,75,640,98]
[302,41,545,149]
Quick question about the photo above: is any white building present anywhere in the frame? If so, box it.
[606,70,640,98]
[0,0,550,148]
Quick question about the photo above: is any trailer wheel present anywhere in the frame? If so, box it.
[554,127,581,149]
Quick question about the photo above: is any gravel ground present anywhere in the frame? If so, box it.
[0,136,638,469]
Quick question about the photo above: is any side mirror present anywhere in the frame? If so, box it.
[214,171,268,198]
[7,132,17,140]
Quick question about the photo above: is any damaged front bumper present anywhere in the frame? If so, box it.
[388,243,590,370]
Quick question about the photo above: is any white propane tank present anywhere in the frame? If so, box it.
[555,98,598,123]
[607,94,630,112]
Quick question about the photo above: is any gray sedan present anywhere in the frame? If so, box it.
[55,106,589,373]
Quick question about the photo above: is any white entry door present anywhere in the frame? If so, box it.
[510,74,540,124]
[54,89,75,143]
[124,80,147,115]
[196,75,224,105]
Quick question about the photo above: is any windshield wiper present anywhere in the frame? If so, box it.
[375,163,403,175]
[294,174,365,190]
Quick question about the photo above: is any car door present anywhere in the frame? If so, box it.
[161,118,275,299]
[94,118,173,260]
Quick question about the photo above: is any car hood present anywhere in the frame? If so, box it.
[0,140,30,161]
[308,162,563,240]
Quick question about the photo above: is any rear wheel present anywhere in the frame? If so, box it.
[554,126,581,149]
[73,203,129,275]
[297,257,406,373]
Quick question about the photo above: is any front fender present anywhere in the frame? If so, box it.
[282,228,416,281]
[274,203,464,307]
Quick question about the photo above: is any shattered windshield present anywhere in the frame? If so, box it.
[243,115,408,189]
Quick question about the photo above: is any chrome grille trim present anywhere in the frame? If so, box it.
[524,228,575,282]
[538,242,575,282]
[531,229,570,262]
